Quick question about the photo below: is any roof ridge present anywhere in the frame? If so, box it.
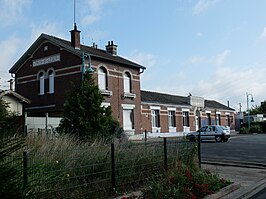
[141,90,188,98]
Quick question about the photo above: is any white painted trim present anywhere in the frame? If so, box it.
[182,108,190,112]
[167,107,176,111]
[205,110,211,114]
[108,74,140,81]
[56,71,81,77]
[101,102,110,107]
[168,127,176,133]
[152,127,161,133]
[225,112,230,115]
[142,102,191,109]
[56,64,81,72]
[150,106,161,110]
[17,74,36,80]
[216,111,221,114]
[121,104,135,109]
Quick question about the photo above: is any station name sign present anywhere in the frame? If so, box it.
[32,54,60,67]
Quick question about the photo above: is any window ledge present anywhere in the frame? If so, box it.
[100,89,113,96]
[152,127,161,133]
[168,127,176,132]
[123,92,136,99]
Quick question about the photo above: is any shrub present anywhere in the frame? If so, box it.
[0,99,25,199]
[240,126,249,134]
[142,164,231,199]
[249,124,263,134]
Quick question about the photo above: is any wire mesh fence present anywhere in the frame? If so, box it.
[5,136,197,199]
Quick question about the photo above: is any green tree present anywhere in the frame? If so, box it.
[58,73,120,141]
[249,101,266,115]
[0,99,24,199]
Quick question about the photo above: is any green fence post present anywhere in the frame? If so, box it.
[111,143,116,191]
[23,151,28,191]
[144,129,147,142]
[198,132,201,168]
[163,138,168,171]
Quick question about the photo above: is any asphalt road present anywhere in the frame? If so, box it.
[250,188,266,199]
[200,134,266,167]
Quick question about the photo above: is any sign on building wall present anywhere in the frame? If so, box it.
[32,54,60,67]
[189,96,204,108]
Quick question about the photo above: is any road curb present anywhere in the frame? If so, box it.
[237,178,266,199]
[202,162,266,199]
[201,161,266,169]
[204,182,241,199]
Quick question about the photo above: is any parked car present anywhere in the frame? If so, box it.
[186,125,230,142]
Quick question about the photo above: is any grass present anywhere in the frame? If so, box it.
[18,133,226,199]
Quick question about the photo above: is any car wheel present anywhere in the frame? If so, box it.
[223,138,229,142]
[215,136,222,142]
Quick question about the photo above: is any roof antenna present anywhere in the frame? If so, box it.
[73,0,76,26]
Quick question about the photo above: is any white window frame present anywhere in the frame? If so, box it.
[48,69,55,94]
[151,109,160,128]
[98,67,108,90]
[183,111,189,127]
[38,71,45,95]
[168,110,176,127]
[216,114,221,125]
[226,115,230,127]
[122,104,135,131]
[123,72,131,93]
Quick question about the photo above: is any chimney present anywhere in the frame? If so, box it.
[70,23,81,49]
[92,42,98,49]
[106,41,117,55]
[8,79,14,91]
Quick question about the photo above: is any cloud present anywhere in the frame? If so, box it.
[188,56,206,64]
[126,50,157,68]
[193,0,219,15]
[196,32,203,37]
[81,15,100,26]
[0,0,31,27]
[0,36,22,89]
[30,22,66,41]
[81,0,112,26]
[191,65,266,111]
[85,0,109,13]
[187,49,231,66]
[212,49,231,66]
[259,27,266,40]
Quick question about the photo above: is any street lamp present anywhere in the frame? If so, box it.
[246,92,254,129]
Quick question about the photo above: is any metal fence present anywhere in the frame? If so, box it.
[9,138,197,199]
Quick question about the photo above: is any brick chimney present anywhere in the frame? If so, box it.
[70,23,81,49]
[106,41,117,55]
[8,79,14,91]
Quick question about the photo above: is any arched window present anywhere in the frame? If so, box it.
[38,71,45,95]
[98,67,108,90]
[123,72,131,93]
[48,69,55,94]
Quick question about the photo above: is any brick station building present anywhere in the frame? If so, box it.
[9,25,235,135]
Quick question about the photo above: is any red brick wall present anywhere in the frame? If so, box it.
[14,39,143,133]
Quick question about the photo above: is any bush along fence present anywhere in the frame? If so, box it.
[17,138,197,199]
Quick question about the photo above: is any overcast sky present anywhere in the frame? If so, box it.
[1,0,266,111]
